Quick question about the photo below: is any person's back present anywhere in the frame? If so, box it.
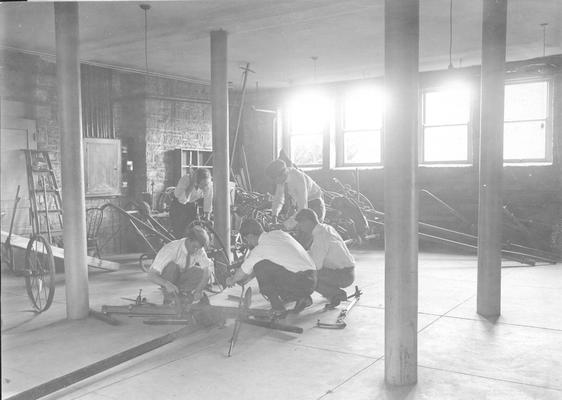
[310,223,355,270]
[245,229,315,274]
[227,218,316,314]
[295,209,355,308]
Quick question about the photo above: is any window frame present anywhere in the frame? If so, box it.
[336,86,384,167]
[419,86,473,166]
[285,93,331,169]
[502,78,553,165]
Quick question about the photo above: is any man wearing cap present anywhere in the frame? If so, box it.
[295,208,355,308]
[226,218,317,314]
[147,224,212,304]
[265,159,325,229]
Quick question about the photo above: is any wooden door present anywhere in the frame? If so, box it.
[1,118,37,236]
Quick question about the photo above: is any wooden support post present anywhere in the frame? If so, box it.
[383,0,419,386]
[210,30,231,262]
[477,0,507,318]
[54,2,89,319]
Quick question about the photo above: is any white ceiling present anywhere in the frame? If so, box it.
[1,0,561,88]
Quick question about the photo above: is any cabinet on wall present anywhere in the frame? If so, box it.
[84,138,121,197]
[169,148,212,186]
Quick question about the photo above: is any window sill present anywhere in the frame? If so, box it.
[419,163,473,168]
[334,165,383,171]
[503,161,553,167]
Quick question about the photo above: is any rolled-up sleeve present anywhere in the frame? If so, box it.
[240,248,264,275]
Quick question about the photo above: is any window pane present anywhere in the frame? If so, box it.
[424,88,470,125]
[289,93,330,135]
[344,88,383,130]
[504,81,547,122]
[344,130,381,164]
[503,121,546,160]
[290,135,323,166]
[423,125,468,162]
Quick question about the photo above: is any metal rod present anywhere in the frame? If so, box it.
[230,63,252,171]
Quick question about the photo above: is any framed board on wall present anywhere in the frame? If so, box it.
[84,138,121,197]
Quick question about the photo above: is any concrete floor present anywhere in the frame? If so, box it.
[1,250,561,400]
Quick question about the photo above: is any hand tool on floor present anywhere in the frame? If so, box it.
[316,286,362,329]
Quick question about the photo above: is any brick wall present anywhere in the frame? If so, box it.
[1,49,213,255]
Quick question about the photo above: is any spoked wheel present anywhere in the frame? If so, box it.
[24,235,56,312]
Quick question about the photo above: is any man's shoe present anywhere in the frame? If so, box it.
[325,290,348,310]
[292,295,313,313]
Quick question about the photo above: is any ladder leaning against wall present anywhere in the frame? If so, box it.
[23,150,64,246]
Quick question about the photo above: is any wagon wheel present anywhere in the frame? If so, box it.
[24,235,56,312]
[1,242,15,273]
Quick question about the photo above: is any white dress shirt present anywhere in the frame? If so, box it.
[240,230,316,275]
[271,168,323,217]
[174,175,214,213]
[309,223,355,270]
[150,239,211,274]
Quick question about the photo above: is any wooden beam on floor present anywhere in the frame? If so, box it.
[1,231,120,271]
[5,325,201,400]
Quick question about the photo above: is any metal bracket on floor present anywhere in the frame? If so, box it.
[316,286,362,330]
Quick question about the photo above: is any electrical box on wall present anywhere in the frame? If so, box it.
[121,140,134,191]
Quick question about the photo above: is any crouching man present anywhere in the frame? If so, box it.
[295,209,355,308]
[147,225,211,304]
[226,218,317,314]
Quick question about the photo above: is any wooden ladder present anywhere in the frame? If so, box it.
[23,150,64,246]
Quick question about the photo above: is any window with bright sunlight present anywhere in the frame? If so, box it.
[504,81,550,162]
[422,85,470,164]
[288,92,330,167]
[342,87,383,165]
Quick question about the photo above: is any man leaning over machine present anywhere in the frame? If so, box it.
[226,218,317,315]
[147,224,211,305]
[265,159,325,228]
[295,209,355,308]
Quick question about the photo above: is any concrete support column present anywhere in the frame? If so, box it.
[210,30,231,261]
[54,2,89,319]
[383,0,419,386]
[477,0,507,317]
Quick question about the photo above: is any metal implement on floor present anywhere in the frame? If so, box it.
[98,286,303,356]
[317,286,362,329]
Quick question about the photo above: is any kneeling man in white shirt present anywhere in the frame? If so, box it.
[295,209,355,308]
[147,225,211,304]
[226,218,317,314]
